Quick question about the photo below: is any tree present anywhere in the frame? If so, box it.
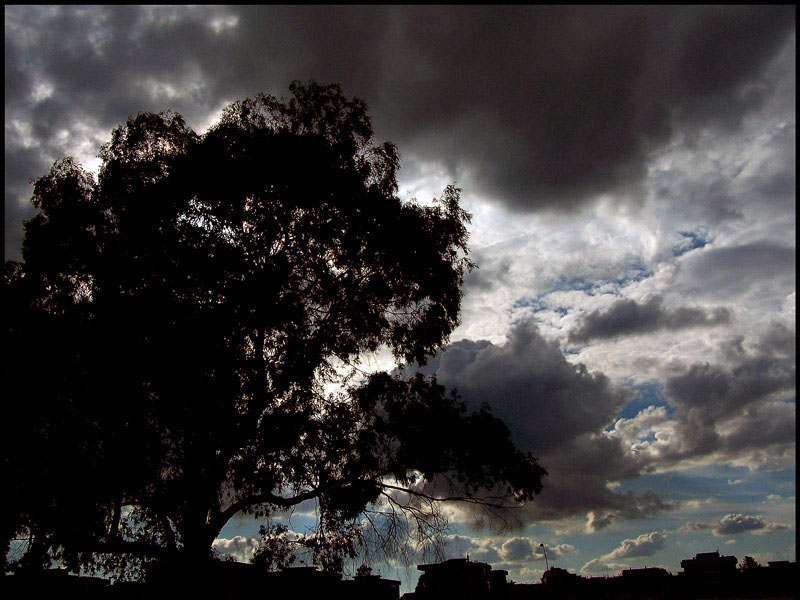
[3,81,546,580]
[738,556,761,572]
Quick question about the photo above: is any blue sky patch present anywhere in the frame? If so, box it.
[672,229,712,258]
[617,382,674,421]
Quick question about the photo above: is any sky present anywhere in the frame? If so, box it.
[5,5,796,593]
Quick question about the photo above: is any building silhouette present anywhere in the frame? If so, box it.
[402,558,510,599]
[679,550,738,582]
[399,552,797,600]
[3,551,795,598]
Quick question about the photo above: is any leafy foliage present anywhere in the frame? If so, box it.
[3,81,545,577]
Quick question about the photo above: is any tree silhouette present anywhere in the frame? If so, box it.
[738,556,761,572]
[3,81,546,579]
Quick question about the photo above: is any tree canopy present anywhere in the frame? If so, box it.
[3,81,545,579]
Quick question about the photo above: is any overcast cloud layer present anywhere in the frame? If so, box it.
[5,5,795,588]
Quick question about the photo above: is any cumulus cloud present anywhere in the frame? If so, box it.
[568,296,730,343]
[608,405,673,450]
[583,491,676,533]
[212,536,259,562]
[436,534,573,566]
[497,538,574,563]
[679,514,789,536]
[581,558,632,575]
[588,323,796,475]
[581,531,667,575]
[713,514,789,536]
[500,537,537,562]
[667,346,795,416]
[601,531,666,560]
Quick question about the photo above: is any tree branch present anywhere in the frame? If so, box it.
[210,488,321,535]
[379,483,518,510]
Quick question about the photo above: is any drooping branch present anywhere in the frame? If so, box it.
[210,488,321,535]
[379,483,522,510]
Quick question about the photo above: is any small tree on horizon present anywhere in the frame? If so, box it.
[3,81,546,580]
[738,555,762,572]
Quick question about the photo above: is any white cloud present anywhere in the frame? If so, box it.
[601,531,666,561]
[608,405,672,450]
[432,534,574,567]
[212,536,259,562]
[581,558,630,575]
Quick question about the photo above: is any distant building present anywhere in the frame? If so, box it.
[343,570,402,600]
[679,550,738,584]
[409,557,510,600]
[621,566,671,580]
[540,566,581,587]
[259,564,400,600]
[680,550,738,572]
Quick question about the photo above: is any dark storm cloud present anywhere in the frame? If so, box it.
[368,6,795,211]
[499,537,537,562]
[667,333,795,420]
[5,6,796,258]
[754,321,796,357]
[719,400,796,456]
[568,296,731,343]
[660,324,796,464]
[410,321,627,455]
[407,321,675,525]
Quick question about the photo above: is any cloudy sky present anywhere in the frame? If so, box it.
[5,5,795,591]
